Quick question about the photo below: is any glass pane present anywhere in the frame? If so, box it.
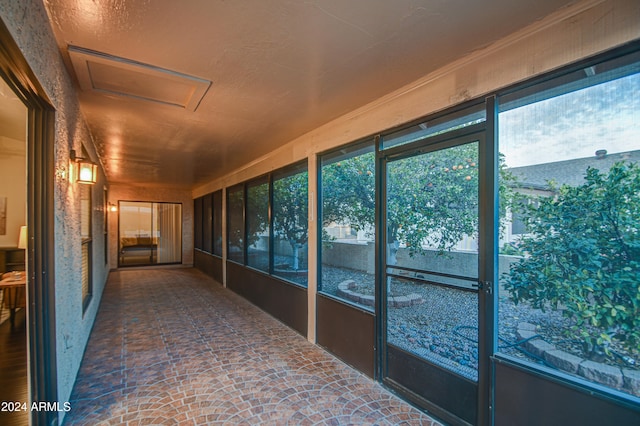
[81,241,91,303]
[247,178,270,272]
[386,142,479,381]
[213,190,223,256]
[202,193,213,253]
[382,104,485,150]
[119,201,154,266]
[155,203,182,264]
[194,197,203,250]
[273,166,308,286]
[320,143,375,309]
[227,186,245,264]
[80,183,91,239]
[118,201,181,266]
[498,58,640,398]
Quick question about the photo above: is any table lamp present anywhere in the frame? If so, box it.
[18,225,27,249]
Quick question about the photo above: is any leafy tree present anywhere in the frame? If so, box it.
[273,170,309,270]
[323,143,485,255]
[322,151,376,235]
[227,188,245,261]
[387,143,480,255]
[246,180,270,268]
[504,162,640,355]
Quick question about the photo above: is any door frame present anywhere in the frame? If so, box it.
[377,119,492,426]
[0,18,58,426]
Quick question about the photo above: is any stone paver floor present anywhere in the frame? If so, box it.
[64,268,441,425]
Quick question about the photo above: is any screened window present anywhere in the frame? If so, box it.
[319,141,375,309]
[202,193,213,253]
[382,103,485,150]
[156,203,182,264]
[202,194,213,253]
[80,179,92,310]
[272,163,308,286]
[227,185,245,264]
[497,51,640,399]
[103,188,108,264]
[246,176,270,272]
[194,196,203,250]
[213,190,223,257]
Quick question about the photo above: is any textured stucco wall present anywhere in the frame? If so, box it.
[0,0,110,418]
[109,184,194,268]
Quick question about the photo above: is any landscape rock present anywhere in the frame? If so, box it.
[622,368,640,395]
[524,338,556,358]
[544,349,582,374]
[578,361,623,388]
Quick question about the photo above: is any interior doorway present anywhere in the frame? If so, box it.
[118,201,183,267]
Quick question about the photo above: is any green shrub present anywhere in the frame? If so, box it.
[504,162,640,356]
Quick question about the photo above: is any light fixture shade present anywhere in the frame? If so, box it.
[70,149,98,185]
[77,160,98,184]
[18,225,27,249]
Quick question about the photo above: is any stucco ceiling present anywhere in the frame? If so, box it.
[43,0,577,189]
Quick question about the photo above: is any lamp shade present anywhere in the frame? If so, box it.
[70,149,98,185]
[77,160,98,184]
[18,225,27,249]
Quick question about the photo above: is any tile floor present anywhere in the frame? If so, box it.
[64,268,442,425]
[0,308,28,426]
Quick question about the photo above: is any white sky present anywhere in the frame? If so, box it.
[499,73,640,168]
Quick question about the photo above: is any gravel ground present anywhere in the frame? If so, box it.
[320,266,639,384]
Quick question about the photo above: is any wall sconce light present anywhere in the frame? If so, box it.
[108,202,118,212]
[70,149,98,185]
[18,225,27,249]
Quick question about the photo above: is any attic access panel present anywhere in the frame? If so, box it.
[68,46,210,111]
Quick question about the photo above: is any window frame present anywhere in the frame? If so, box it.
[492,44,640,405]
[194,196,203,250]
[245,174,271,273]
[317,138,376,310]
[212,189,223,257]
[79,152,93,312]
[226,184,246,265]
[271,161,309,287]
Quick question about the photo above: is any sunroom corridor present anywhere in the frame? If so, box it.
[63,268,441,425]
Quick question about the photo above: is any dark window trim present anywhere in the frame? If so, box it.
[224,161,310,288]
